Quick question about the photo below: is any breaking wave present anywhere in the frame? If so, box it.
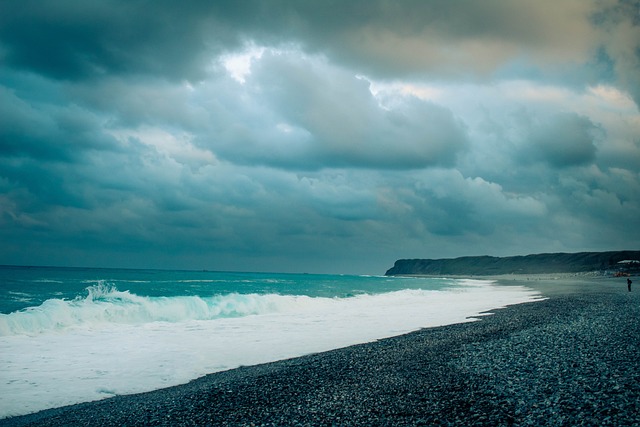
[0,282,311,336]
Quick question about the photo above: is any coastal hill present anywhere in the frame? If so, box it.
[385,251,640,276]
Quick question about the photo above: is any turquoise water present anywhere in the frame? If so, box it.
[0,265,452,314]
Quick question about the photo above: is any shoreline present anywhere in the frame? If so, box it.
[401,272,628,297]
[3,276,639,426]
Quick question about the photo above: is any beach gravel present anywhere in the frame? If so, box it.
[3,283,640,426]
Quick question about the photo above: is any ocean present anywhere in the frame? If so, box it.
[0,266,543,419]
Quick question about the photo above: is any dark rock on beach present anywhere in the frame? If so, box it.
[385,250,640,276]
[3,279,640,426]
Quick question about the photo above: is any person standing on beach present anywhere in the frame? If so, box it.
[628,278,633,292]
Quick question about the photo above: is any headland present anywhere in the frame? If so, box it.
[385,250,640,277]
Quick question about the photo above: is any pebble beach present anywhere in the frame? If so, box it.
[2,276,639,426]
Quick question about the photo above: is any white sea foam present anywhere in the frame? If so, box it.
[0,283,308,336]
[0,280,543,418]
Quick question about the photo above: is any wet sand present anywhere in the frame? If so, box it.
[2,276,639,426]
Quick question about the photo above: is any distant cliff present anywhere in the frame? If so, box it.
[385,251,640,276]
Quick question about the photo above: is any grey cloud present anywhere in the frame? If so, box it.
[407,170,547,237]
[0,1,614,82]
[2,0,637,112]
[524,113,599,168]
[0,85,119,161]
[0,86,60,159]
[377,165,639,258]
[592,0,640,106]
[66,77,215,130]
[0,83,129,211]
[259,0,637,106]
[0,0,241,81]
[205,52,468,170]
[227,0,596,77]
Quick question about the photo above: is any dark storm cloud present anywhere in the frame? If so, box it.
[0,1,634,89]
[0,86,118,161]
[0,0,639,273]
[0,0,240,81]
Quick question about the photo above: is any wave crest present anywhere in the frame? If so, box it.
[0,283,306,336]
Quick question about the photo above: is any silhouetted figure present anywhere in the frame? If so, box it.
[628,278,632,292]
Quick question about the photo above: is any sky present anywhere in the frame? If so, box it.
[1,0,639,274]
